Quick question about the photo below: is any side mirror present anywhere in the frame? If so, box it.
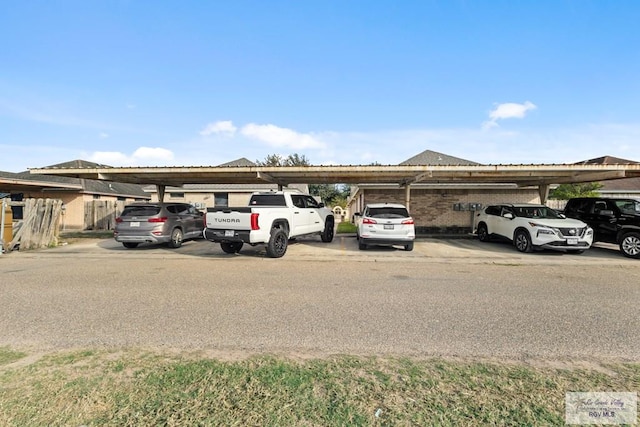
[503,212,514,219]
[318,203,325,208]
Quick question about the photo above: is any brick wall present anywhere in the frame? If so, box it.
[362,188,539,234]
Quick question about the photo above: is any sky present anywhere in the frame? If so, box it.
[1,0,640,172]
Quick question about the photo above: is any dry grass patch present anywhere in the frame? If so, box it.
[0,348,638,426]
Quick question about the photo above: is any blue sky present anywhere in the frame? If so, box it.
[1,0,639,172]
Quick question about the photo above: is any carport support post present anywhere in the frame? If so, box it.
[157,184,166,202]
[538,184,550,204]
[404,185,411,212]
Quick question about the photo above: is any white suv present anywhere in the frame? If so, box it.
[474,203,593,253]
[355,203,416,251]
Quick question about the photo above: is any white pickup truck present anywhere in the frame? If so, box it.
[203,191,335,258]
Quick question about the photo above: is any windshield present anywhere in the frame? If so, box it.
[512,206,561,219]
[615,200,640,214]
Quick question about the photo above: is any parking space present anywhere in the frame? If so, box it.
[23,233,634,266]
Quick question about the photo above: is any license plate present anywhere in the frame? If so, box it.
[130,222,140,227]
[567,237,578,245]
[384,224,394,230]
[225,230,235,237]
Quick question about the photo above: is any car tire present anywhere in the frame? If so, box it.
[220,241,243,254]
[514,229,532,253]
[404,242,414,251]
[266,228,288,258]
[122,242,139,249]
[168,228,183,248]
[321,217,335,242]
[477,223,490,242]
[358,238,367,250]
[619,232,640,259]
[567,249,585,254]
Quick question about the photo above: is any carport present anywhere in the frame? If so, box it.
[29,163,640,212]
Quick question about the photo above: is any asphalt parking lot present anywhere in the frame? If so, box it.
[1,235,639,362]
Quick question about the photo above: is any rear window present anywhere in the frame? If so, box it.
[366,207,409,218]
[121,206,161,217]
[249,194,287,206]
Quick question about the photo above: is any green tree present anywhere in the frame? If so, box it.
[255,153,311,166]
[256,154,349,206]
[549,182,603,200]
[308,184,351,207]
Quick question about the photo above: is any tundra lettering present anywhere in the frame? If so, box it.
[215,218,240,223]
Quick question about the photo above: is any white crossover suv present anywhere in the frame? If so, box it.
[474,203,593,253]
[354,203,416,251]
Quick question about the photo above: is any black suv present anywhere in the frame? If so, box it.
[563,197,640,258]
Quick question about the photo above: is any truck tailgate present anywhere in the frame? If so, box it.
[206,208,253,230]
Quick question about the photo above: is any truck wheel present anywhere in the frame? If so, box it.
[619,232,640,258]
[404,241,414,251]
[514,229,532,253]
[477,223,490,242]
[220,242,243,254]
[266,228,288,258]
[122,242,139,249]
[321,217,335,242]
[168,228,183,248]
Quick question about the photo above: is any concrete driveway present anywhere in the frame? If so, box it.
[1,236,638,362]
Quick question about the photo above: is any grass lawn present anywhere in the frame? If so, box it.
[336,221,357,234]
[1,347,638,426]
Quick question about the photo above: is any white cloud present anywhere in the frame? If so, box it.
[200,120,237,136]
[132,147,174,161]
[99,132,109,139]
[483,101,537,130]
[89,147,174,166]
[241,123,326,149]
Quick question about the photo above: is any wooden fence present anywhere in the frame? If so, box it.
[84,200,125,230]
[4,198,64,251]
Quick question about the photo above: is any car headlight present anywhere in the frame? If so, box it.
[537,229,556,236]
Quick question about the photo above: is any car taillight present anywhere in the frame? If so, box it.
[115,217,123,223]
[251,213,260,230]
[402,218,414,225]
[148,217,168,223]
[362,218,377,224]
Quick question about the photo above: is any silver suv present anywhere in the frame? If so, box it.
[114,202,204,249]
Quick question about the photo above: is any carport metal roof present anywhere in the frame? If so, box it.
[29,163,640,187]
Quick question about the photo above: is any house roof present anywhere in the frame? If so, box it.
[2,159,148,198]
[575,155,639,165]
[575,155,640,193]
[400,149,480,166]
[218,157,257,167]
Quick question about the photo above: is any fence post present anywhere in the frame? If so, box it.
[0,198,7,254]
